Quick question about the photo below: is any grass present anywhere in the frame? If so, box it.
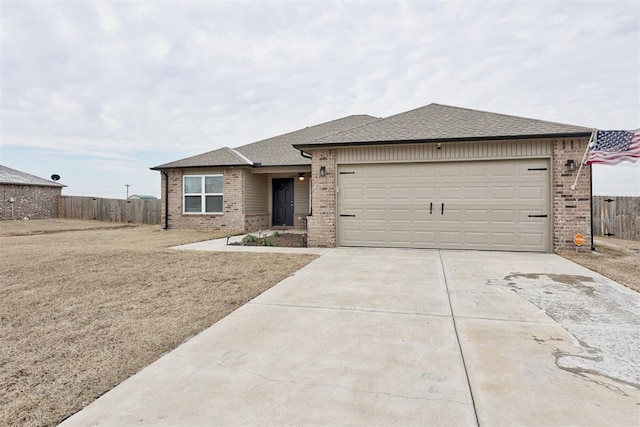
[559,237,640,293]
[0,220,317,426]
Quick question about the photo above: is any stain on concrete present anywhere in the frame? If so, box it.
[488,273,640,393]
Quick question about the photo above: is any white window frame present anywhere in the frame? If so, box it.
[183,175,224,214]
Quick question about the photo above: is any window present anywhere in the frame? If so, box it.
[183,175,223,213]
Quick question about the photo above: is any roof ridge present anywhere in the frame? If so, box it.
[429,102,592,129]
[237,114,378,150]
[227,147,254,165]
[295,103,591,148]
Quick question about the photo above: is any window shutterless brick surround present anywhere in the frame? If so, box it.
[162,169,272,233]
[305,138,592,252]
[163,168,245,233]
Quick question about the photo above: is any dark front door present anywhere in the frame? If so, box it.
[273,178,294,226]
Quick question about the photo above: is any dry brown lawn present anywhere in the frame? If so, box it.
[0,219,317,426]
[559,237,640,293]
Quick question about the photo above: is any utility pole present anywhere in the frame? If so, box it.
[125,184,130,199]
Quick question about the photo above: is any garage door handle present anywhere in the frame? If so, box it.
[430,202,433,215]
[340,214,356,217]
[528,214,548,218]
[441,203,444,215]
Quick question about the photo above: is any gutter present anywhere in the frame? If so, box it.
[150,163,251,171]
[293,132,594,150]
[298,149,312,159]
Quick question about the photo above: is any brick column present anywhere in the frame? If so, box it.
[307,149,336,247]
[552,136,592,252]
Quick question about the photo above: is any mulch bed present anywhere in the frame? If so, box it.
[230,233,307,247]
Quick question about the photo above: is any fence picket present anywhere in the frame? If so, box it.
[592,196,639,241]
[58,196,160,225]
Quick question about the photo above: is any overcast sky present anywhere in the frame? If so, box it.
[1,0,639,198]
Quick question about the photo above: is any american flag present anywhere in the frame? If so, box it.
[587,129,640,165]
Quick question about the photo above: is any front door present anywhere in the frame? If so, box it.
[273,178,294,226]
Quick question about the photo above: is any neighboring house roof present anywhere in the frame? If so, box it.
[128,194,157,200]
[152,115,379,169]
[0,165,65,187]
[294,103,593,148]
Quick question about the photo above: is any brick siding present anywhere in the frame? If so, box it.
[245,214,270,232]
[0,184,61,220]
[306,149,337,247]
[552,136,592,252]
[162,168,245,233]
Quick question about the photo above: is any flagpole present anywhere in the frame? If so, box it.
[571,129,596,190]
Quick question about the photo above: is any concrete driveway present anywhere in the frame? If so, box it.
[61,249,639,426]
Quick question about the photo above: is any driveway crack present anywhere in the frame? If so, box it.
[438,250,481,426]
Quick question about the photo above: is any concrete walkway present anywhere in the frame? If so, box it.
[172,230,331,255]
[61,249,640,426]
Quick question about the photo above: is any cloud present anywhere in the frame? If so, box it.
[1,0,638,197]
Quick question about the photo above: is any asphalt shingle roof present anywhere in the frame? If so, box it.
[295,103,592,148]
[153,147,253,169]
[152,115,379,169]
[153,104,593,170]
[0,165,65,187]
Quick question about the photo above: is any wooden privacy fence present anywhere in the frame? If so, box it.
[58,196,161,225]
[592,196,640,241]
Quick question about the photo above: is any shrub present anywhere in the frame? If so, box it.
[241,235,257,244]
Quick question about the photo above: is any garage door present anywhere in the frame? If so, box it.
[338,159,550,252]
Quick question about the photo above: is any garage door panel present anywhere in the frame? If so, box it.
[364,208,388,221]
[519,186,546,201]
[465,209,491,223]
[464,232,490,245]
[338,160,549,252]
[363,235,387,246]
[412,187,437,200]
[464,186,490,200]
[364,188,388,200]
[390,188,412,201]
[388,230,412,243]
[413,231,436,243]
[342,188,364,201]
[491,186,516,200]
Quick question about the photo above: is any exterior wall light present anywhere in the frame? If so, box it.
[566,159,576,171]
[319,166,326,176]
[298,172,305,181]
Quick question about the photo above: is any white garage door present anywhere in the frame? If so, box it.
[338,159,550,252]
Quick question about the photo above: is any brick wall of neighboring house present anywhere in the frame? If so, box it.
[162,168,245,233]
[552,136,592,252]
[0,184,61,220]
[307,149,337,247]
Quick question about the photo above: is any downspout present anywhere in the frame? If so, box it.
[298,149,313,216]
[590,164,595,251]
[162,170,169,230]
